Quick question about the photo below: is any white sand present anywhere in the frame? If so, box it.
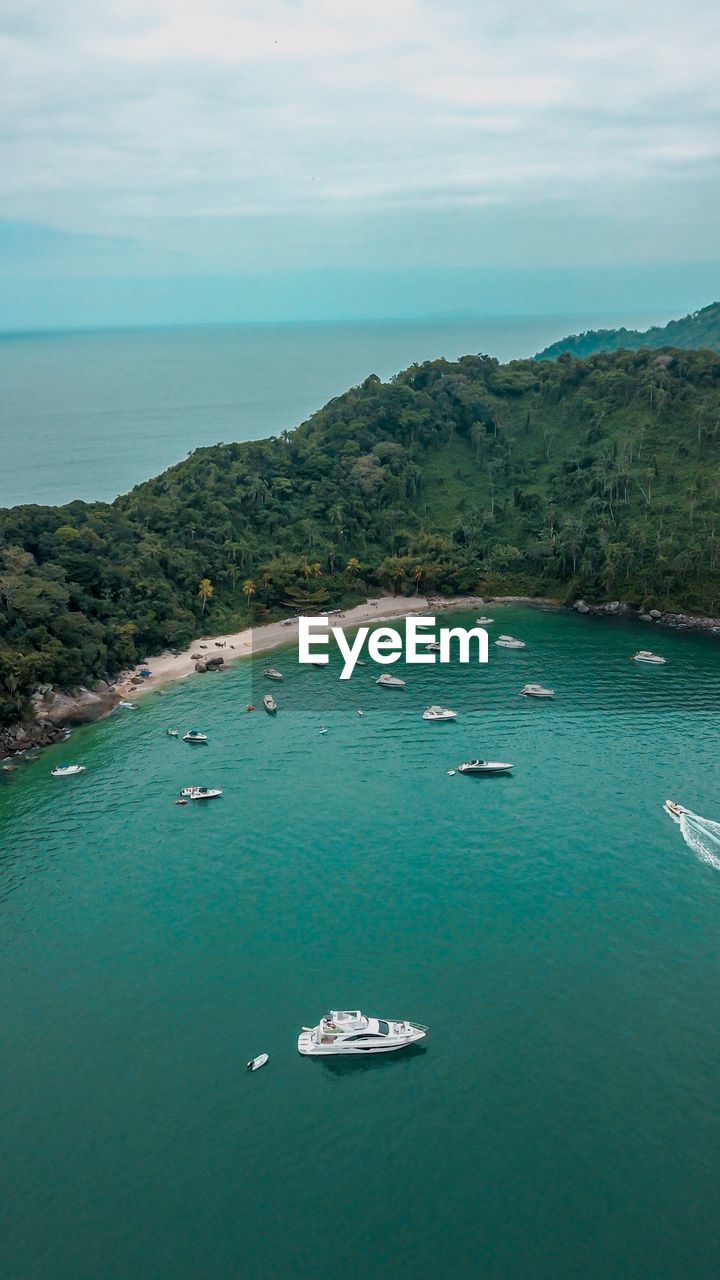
[117,595,482,699]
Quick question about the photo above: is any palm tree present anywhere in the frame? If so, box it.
[242,579,257,606]
[198,578,213,614]
[413,565,423,595]
[346,557,361,579]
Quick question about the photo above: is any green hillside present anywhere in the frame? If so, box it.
[536,301,720,360]
[1,345,720,725]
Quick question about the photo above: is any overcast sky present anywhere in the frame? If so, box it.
[1,0,719,326]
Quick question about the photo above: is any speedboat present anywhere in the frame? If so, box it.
[50,764,85,776]
[166,728,179,737]
[458,759,513,775]
[495,635,525,649]
[423,705,457,721]
[520,683,555,699]
[263,693,278,713]
[424,641,441,652]
[263,667,283,681]
[476,616,494,625]
[298,1010,427,1056]
[376,673,406,688]
[634,650,666,664]
[183,730,208,743]
[664,799,688,824]
[179,786,223,800]
[247,1053,269,1071]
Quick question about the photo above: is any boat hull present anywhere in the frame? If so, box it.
[298,1029,426,1055]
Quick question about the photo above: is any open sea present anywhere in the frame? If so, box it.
[2,605,720,1279]
[0,312,667,508]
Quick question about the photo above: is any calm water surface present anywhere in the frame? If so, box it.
[0,313,665,507]
[1,606,720,1279]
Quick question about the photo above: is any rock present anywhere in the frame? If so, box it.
[34,685,122,726]
[205,656,224,669]
[575,601,590,614]
[190,653,202,660]
[194,661,207,673]
[649,609,662,619]
[639,613,653,622]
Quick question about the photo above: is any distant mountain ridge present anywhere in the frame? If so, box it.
[535,301,720,360]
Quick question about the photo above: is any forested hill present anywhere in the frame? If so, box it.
[535,301,720,360]
[2,345,720,725]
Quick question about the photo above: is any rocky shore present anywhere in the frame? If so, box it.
[0,680,122,763]
[570,598,720,634]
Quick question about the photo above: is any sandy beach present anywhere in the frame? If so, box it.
[117,595,486,699]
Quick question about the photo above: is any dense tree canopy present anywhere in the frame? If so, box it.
[536,301,720,361]
[1,345,720,724]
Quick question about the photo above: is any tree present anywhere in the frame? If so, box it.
[242,579,257,606]
[198,578,214,614]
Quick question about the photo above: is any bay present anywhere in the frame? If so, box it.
[1,605,720,1279]
[0,312,665,508]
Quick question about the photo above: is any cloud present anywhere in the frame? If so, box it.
[0,0,718,279]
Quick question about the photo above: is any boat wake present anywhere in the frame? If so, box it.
[678,811,720,871]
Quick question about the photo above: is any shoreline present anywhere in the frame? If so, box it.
[115,594,486,700]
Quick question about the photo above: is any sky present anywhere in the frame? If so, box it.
[1,0,719,328]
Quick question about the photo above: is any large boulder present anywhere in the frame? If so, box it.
[205,656,224,669]
[34,684,121,726]
[574,600,590,614]
[649,609,662,619]
[194,661,207,673]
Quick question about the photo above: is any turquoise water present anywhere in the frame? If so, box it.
[2,606,720,1279]
[0,313,665,508]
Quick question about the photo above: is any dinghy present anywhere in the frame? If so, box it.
[247,1053,269,1071]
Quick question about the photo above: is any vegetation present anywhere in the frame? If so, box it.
[2,344,720,725]
[536,301,720,361]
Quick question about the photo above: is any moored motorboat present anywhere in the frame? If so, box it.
[247,1053,269,1071]
[183,730,208,743]
[423,705,458,721]
[458,759,513,775]
[495,635,525,649]
[476,616,494,624]
[263,667,283,681]
[50,764,85,777]
[179,786,223,800]
[634,650,666,664]
[298,1010,427,1056]
[263,693,278,713]
[376,673,406,688]
[424,641,441,652]
[520,683,555,698]
[166,728,179,737]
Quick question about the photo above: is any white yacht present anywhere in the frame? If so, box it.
[298,1010,427,1056]
[423,705,458,721]
[179,786,223,800]
[476,616,494,625]
[50,764,85,777]
[495,635,525,649]
[458,759,513,775]
[424,641,442,652]
[183,730,208,743]
[520,683,555,698]
[263,667,283,681]
[376,673,406,688]
[634,650,666,665]
[263,693,278,713]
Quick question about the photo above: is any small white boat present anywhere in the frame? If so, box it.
[117,700,137,710]
[263,693,278,713]
[458,759,513,775]
[423,705,457,721]
[51,764,85,777]
[424,641,441,652]
[166,728,179,737]
[634,650,666,665]
[520,683,555,699]
[263,667,283,681]
[376,673,406,688]
[179,786,223,800]
[495,635,525,649]
[247,1053,269,1072]
[298,1010,427,1056]
[664,799,688,824]
[183,730,208,743]
[357,709,364,716]
[476,616,494,625]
